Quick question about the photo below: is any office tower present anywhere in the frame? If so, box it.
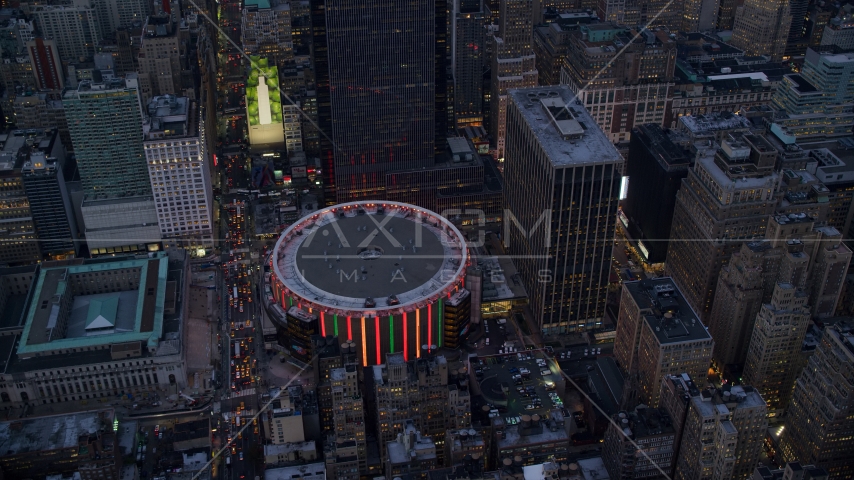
[597,0,681,29]
[780,320,854,479]
[0,129,62,265]
[64,77,161,254]
[314,0,435,202]
[435,0,449,159]
[242,0,294,67]
[503,86,621,333]
[770,49,854,142]
[731,0,792,61]
[601,407,676,480]
[0,410,120,480]
[13,93,72,151]
[21,147,78,259]
[661,374,768,480]
[384,138,504,224]
[710,212,851,379]
[329,364,367,477]
[452,0,486,129]
[489,0,538,161]
[681,0,721,32]
[742,283,811,416]
[716,0,738,30]
[26,38,63,91]
[561,24,676,143]
[658,373,699,479]
[143,95,213,251]
[310,0,335,202]
[753,463,829,480]
[64,79,148,198]
[613,278,713,408]
[312,336,359,433]
[665,134,780,323]
[114,27,137,74]
[532,13,597,87]
[91,0,151,37]
[708,242,777,375]
[29,2,103,63]
[622,124,692,265]
[137,16,185,105]
[785,0,811,58]
[820,16,854,50]
[371,353,462,465]
[805,4,836,49]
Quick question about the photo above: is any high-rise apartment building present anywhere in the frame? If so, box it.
[489,0,538,161]
[665,134,780,323]
[731,0,792,61]
[779,320,854,479]
[503,86,622,333]
[613,278,713,408]
[314,0,436,201]
[143,95,213,250]
[622,124,692,265]
[601,407,676,480]
[452,0,485,129]
[29,2,103,63]
[242,0,293,67]
[137,15,185,105]
[26,38,63,91]
[560,24,676,143]
[661,374,768,480]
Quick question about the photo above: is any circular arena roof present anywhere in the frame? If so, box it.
[272,201,468,316]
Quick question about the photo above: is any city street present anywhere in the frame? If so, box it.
[216,150,266,480]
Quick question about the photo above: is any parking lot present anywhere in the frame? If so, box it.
[472,351,567,420]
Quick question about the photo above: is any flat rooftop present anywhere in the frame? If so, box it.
[624,278,711,344]
[17,255,169,356]
[678,112,752,134]
[509,87,621,168]
[274,202,467,313]
[264,463,326,480]
[0,409,114,455]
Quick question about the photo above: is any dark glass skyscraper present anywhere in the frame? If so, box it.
[622,125,692,264]
[313,0,436,202]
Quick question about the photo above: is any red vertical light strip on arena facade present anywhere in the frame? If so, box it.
[403,312,408,361]
[428,304,432,348]
[347,316,353,341]
[320,311,326,337]
[375,316,381,365]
